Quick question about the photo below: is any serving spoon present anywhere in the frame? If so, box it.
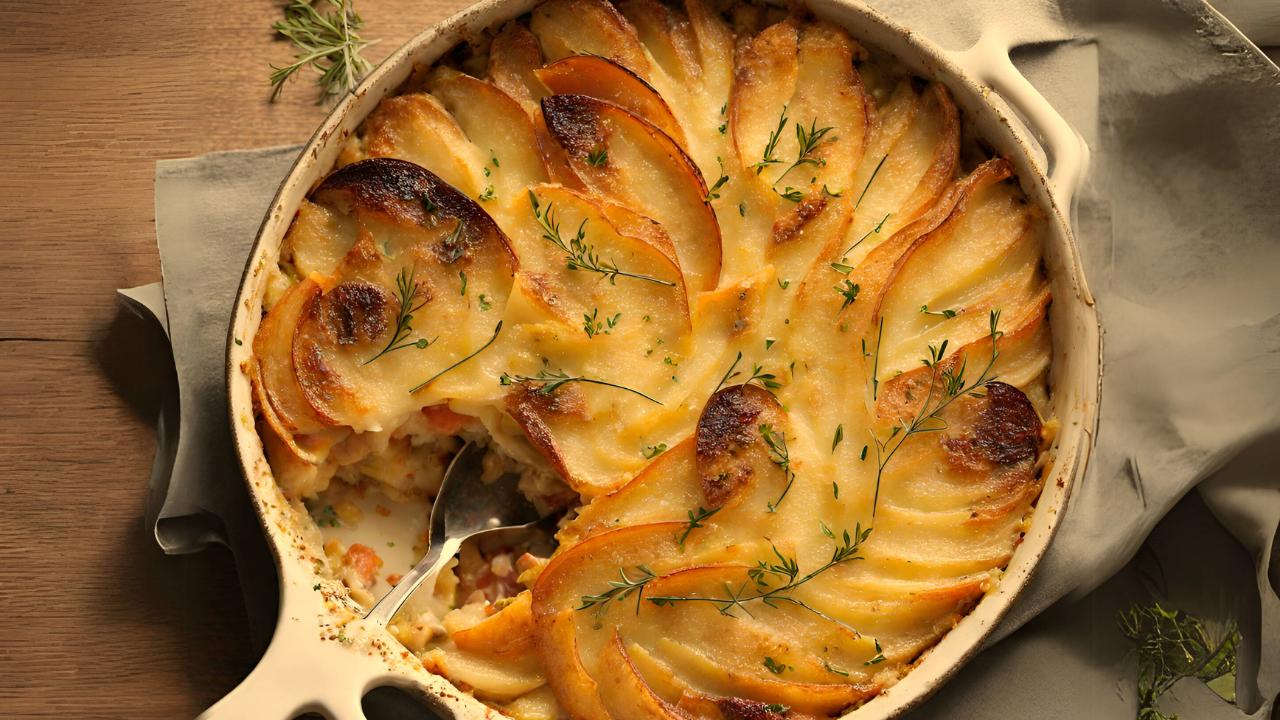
[199,441,545,719]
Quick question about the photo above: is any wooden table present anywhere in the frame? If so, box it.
[0,1,1273,718]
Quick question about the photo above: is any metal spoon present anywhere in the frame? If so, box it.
[366,440,542,625]
[198,440,544,719]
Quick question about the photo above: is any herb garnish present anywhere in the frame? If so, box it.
[751,105,789,174]
[920,305,958,319]
[832,424,844,452]
[409,321,503,393]
[500,368,662,405]
[843,212,891,257]
[774,119,837,186]
[269,0,377,103]
[576,565,658,621]
[363,266,437,364]
[706,158,730,202]
[869,311,1003,516]
[760,424,795,513]
[642,443,668,459]
[583,308,620,338]
[864,639,886,665]
[645,523,873,634]
[835,279,861,313]
[529,192,675,287]
[715,352,781,393]
[587,147,608,167]
[854,155,888,209]
[478,185,496,202]
[676,506,720,549]
[763,656,793,675]
[1118,601,1240,720]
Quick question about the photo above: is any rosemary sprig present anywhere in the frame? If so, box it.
[500,368,663,405]
[1118,601,1240,719]
[528,192,675,287]
[869,310,1003,516]
[750,105,790,174]
[576,565,658,620]
[676,506,720,549]
[409,321,503,394]
[363,266,436,364]
[760,424,796,513]
[269,0,377,103]
[646,523,874,635]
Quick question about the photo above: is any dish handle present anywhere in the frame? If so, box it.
[946,30,1090,214]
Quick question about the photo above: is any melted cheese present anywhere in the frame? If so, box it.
[252,1,1054,717]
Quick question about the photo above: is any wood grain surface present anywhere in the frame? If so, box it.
[0,1,1274,719]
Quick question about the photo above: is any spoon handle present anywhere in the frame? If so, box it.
[366,534,464,625]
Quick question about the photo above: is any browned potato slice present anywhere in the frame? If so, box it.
[597,630,687,719]
[536,55,688,147]
[616,0,699,85]
[451,591,537,657]
[287,159,516,431]
[487,21,548,114]
[254,277,329,437]
[340,94,483,196]
[529,0,652,79]
[428,68,549,203]
[542,94,722,293]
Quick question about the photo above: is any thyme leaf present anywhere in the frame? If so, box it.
[409,321,503,394]
[676,506,720,549]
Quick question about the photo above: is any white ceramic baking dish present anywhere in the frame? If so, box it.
[212,0,1101,717]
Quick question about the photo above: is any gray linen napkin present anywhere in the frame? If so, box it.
[140,0,1280,716]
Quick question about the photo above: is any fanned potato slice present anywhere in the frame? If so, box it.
[254,277,329,437]
[424,646,546,701]
[529,0,651,78]
[340,94,484,196]
[731,19,868,199]
[597,630,687,719]
[285,159,517,432]
[488,21,548,114]
[428,68,549,204]
[450,591,537,657]
[285,200,359,279]
[535,55,688,147]
[841,81,960,262]
[542,94,722,293]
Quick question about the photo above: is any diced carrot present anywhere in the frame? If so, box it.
[374,504,392,517]
[421,404,474,434]
[344,543,383,587]
[386,574,403,585]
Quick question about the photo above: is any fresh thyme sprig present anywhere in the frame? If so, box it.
[528,192,675,287]
[409,321,502,394]
[760,424,795,513]
[587,147,608,167]
[774,119,837,186]
[500,368,663,405]
[269,0,377,103]
[362,267,437,364]
[1118,601,1240,720]
[714,352,781,393]
[676,506,720,549]
[868,310,1003,516]
[576,565,658,621]
[645,523,874,635]
[706,158,730,202]
[750,105,789,174]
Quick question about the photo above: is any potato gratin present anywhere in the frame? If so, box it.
[251,0,1055,717]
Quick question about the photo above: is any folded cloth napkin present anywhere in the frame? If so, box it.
[140,0,1280,716]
